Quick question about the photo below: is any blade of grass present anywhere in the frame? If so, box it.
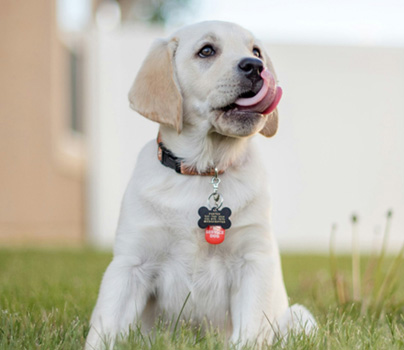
[374,242,404,318]
[172,291,191,342]
[372,210,393,300]
[329,224,344,305]
[360,228,381,315]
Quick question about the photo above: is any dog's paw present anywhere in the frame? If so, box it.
[85,327,115,350]
[275,304,317,343]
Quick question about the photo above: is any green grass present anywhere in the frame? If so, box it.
[0,248,403,349]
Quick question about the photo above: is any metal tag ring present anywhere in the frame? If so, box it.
[207,192,224,210]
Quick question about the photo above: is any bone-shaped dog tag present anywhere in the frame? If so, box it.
[198,207,231,244]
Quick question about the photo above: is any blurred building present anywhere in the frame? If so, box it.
[0,1,85,245]
[0,0,180,246]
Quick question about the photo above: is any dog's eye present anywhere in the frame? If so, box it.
[253,47,261,58]
[198,45,215,58]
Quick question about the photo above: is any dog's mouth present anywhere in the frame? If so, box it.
[220,69,283,115]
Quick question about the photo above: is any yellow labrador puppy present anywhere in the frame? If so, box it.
[86,21,315,349]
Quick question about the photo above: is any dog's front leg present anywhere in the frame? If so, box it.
[230,255,288,348]
[85,255,151,350]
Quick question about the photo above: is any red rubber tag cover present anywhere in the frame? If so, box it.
[205,226,225,244]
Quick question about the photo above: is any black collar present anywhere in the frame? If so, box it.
[157,134,224,176]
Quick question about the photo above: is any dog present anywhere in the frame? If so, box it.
[86,21,316,349]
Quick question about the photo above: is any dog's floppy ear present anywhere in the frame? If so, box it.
[259,109,279,137]
[128,38,183,133]
[260,47,279,138]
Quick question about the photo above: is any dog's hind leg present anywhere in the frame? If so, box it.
[85,255,151,350]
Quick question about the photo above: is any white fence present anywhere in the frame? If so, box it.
[84,25,404,252]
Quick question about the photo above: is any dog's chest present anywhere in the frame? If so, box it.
[153,241,237,326]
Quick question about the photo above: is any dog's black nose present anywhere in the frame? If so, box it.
[238,58,264,81]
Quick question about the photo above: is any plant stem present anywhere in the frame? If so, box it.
[352,214,361,302]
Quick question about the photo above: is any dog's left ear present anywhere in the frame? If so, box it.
[259,109,279,137]
[128,38,183,133]
[260,47,279,138]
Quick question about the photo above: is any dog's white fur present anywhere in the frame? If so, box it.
[86,21,316,349]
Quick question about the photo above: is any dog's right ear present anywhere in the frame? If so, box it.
[128,38,183,133]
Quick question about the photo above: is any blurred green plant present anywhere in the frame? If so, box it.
[330,210,404,318]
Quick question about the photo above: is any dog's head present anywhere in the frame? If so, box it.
[129,21,281,138]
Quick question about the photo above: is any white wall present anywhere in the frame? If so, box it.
[260,45,404,252]
[85,25,404,252]
[84,25,165,247]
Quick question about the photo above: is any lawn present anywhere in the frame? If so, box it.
[0,248,403,349]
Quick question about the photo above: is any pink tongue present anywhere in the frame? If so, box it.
[235,69,282,114]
